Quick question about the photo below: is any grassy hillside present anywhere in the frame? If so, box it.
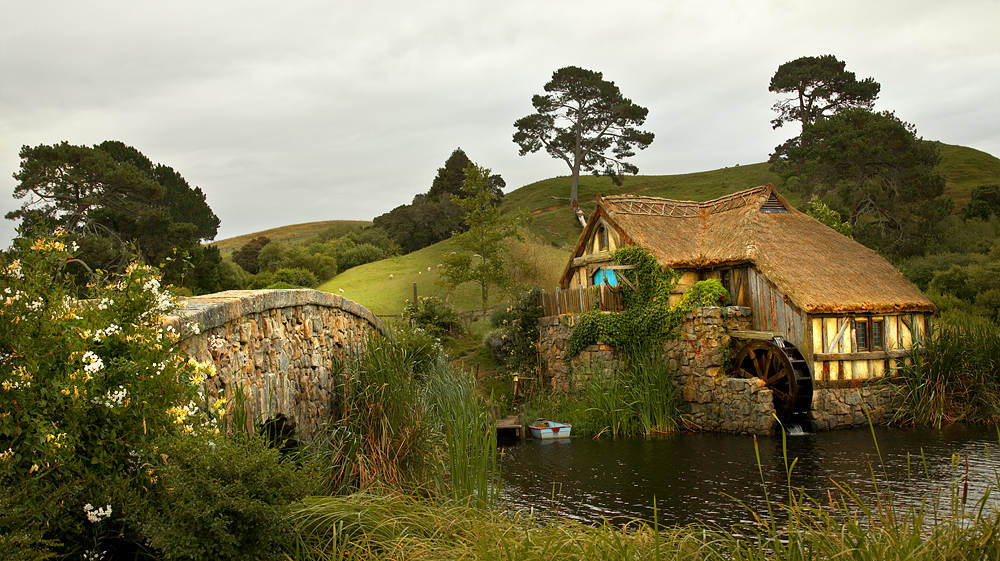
[317,234,569,316]
[935,142,1000,209]
[211,220,371,255]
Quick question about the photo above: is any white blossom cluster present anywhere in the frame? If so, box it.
[3,259,22,279]
[96,298,114,310]
[82,351,104,374]
[209,336,225,352]
[83,503,112,523]
[81,550,106,561]
[3,286,23,306]
[92,385,128,408]
[92,324,121,342]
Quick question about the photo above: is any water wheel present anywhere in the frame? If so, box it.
[733,338,813,426]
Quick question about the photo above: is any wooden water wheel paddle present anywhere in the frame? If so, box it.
[733,339,813,425]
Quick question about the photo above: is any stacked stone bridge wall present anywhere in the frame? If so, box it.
[163,289,390,440]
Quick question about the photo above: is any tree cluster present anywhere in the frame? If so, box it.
[6,140,235,294]
[228,223,397,289]
[373,148,505,254]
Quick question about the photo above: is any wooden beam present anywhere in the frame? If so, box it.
[729,330,776,340]
[571,252,612,267]
[826,319,850,353]
[813,350,908,361]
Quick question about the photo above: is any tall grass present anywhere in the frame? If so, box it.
[424,362,499,507]
[313,334,431,493]
[577,355,680,437]
[893,314,1000,427]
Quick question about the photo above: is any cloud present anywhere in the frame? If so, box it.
[2,0,997,247]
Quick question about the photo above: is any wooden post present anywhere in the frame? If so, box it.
[413,282,418,308]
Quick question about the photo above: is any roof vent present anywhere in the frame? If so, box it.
[760,192,789,213]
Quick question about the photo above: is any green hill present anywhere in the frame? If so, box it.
[215,142,999,315]
[211,220,371,255]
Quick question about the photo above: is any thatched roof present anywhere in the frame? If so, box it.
[560,185,936,315]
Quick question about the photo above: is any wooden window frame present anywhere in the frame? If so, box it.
[853,318,885,352]
[597,225,609,252]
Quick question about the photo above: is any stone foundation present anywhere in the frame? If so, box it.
[809,383,902,430]
[164,289,390,440]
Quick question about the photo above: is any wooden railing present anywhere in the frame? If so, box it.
[537,285,624,316]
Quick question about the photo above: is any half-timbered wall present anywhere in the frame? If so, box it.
[743,267,807,353]
[809,313,929,381]
[567,218,623,289]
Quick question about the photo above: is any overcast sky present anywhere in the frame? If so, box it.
[1,0,998,248]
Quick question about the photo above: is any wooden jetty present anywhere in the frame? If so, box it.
[496,415,525,440]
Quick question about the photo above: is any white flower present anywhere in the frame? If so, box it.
[84,503,112,523]
[82,351,104,374]
[209,336,225,352]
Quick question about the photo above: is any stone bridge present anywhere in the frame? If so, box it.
[163,289,391,440]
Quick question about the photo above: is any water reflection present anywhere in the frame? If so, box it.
[498,425,1000,527]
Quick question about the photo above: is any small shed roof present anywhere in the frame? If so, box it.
[560,185,936,315]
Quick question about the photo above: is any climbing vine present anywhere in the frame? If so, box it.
[566,246,730,358]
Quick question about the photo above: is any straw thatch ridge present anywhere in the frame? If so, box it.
[560,184,936,315]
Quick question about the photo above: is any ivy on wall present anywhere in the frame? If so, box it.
[566,246,730,358]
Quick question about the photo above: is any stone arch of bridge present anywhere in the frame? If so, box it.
[163,289,392,440]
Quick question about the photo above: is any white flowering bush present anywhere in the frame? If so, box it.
[0,231,209,555]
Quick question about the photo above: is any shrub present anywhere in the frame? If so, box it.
[339,243,385,271]
[232,235,270,274]
[137,432,313,560]
[402,296,463,338]
[0,232,210,555]
[487,289,544,371]
[271,267,319,288]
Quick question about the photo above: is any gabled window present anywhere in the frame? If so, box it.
[760,192,790,213]
[597,226,609,252]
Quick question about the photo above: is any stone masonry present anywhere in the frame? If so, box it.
[163,289,390,441]
[537,305,902,434]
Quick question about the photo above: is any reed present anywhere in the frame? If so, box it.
[424,361,499,507]
[893,314,1000,427]
[577,355,680,437]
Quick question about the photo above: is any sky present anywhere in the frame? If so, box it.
[1,0,998,248]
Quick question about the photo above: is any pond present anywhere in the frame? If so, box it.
[498,424,1000,527]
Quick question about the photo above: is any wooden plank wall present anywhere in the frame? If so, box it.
[538,285,624,316]
[809,313,926,381]
[747,267,805,352]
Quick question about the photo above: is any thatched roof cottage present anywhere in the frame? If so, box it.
[558,184,936,421]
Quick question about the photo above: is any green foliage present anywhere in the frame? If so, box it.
[438,162,530,315]
[805,194,852,237]
[7,141,222,293]
[339,243,385,271]
[892,314,1000,427]
[423,363,498,507]
[232,235,271,274]
[963,184,1000,220]
[0,231,211,555]
[566,247,730,358]
[514,66,654,208]
[769,55,880,151]
[485,289,545,372]
[402,296,463,339]
[138,433,312,560]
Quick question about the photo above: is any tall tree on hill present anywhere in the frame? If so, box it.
[769,55,880,175]
[7,141,222,292]
[374,148,504,253]
[802,108,947,256]
[513,66,654,226]
[438,162,528,316]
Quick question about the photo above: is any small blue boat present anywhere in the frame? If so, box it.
[528,419,572,439]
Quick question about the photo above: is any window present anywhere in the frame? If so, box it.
[853,318,885,352]
[593,268,618,287]
[597,226,609,252]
